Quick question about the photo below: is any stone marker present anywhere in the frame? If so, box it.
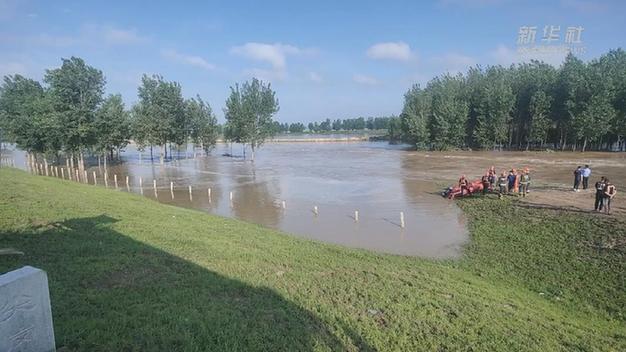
[0,266,56,352]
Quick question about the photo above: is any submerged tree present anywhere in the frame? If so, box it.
[223,78,279,160]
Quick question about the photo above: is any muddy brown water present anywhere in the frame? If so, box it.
[7,143,626,258]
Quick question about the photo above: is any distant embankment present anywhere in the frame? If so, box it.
[268,136,369,143]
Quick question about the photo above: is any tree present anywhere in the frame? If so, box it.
[132,74,185,163]
[223,78,279,160]
[528,90,552,148]
[400,84,430,148]
[44,57,105,168]
[557,53,589,151]
[95,94,131,162]
[186,95,218,154]
[473,66,514,149]
[428,74,468,150]
[289,122,305,133]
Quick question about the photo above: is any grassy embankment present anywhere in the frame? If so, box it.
[0,167,624,351]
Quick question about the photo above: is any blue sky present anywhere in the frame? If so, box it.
[1,0,625,123]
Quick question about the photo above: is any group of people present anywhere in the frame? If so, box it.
[574,165,617,214]
[447,166,531,199]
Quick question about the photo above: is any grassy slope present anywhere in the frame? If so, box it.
[0,167,624,351]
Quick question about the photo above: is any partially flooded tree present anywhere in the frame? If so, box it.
[223,78,279,160]
[186,95,218,154]
[95,94,131,166]
[45,57,105,170]
[132,75,185,163]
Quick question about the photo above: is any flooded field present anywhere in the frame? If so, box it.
[6,143,626,258]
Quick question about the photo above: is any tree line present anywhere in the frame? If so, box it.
[398,49,626,151]
[0,57,281,167]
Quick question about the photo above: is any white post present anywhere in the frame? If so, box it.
[400,211,405,228]
[139,177,143,195]
[313,206,318,215]
[188,185,192,201]
[114,174,118,189]
[93,171,97,185]
[61,168,65,179]
[354,210,359,222]
[229,191,233,201]
[126,175,130,191]
[170,181,174,193]
[207,188,212,200]
[281,200,286,209]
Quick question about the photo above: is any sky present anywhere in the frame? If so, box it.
[1,0,625,123]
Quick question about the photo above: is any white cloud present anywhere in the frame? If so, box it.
[161,49,215,71]
[230,42,307,69]
[353,74,379,85]
[308,71,322,82]
[366,41,413,61]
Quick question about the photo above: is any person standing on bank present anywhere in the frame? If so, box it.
[519,170,530,197]
[497,172,508,199]
[603,179,617,215]
[582,165,591,190]
[594,177,606,211]
[573,166,582,192]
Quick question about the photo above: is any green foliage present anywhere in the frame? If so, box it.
[94,94,131,155]
[398,50,626,151]
[44,57,105,153]
[223,78,279,159]
[400,84,430,148]
[185,95,218,153]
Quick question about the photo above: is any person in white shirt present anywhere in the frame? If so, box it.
[582,165,591,190]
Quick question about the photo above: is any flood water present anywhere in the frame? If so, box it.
[6,142,626,258]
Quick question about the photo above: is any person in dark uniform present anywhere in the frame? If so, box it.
[594,177,606,211]
[481,173,490,195]
[573,166,582,191]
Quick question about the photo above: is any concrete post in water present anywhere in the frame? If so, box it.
[126,176,130,191]
[170,181,174,193]
[313,205,319,216]
[229,191,233,201]
[139,177,143,195]
[0,266,56,352]
[400,212,405,228]
[281,200,286,209]
[354,210,359,222]
[153,179,158,198]
[188,185,193,201]
[207,187,212,201]
[93,171,97,185]
[114,174,118,189]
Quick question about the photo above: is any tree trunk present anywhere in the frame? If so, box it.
[110,148,114,161]
[103,153,107,170]
[150,145,154,162]
[160,144,165,164]
[582,138,587,152]
[251,145,255,161]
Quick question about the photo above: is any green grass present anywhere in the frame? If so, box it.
[0,167,624,351]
